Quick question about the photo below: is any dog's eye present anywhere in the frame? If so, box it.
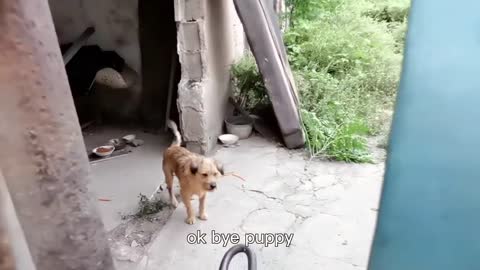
[202,173,208,177]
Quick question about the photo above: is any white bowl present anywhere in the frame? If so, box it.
[93,145,115,157]
[122,134,136,142]
[218,134,239,145]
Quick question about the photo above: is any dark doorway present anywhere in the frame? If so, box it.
[138,0,180,131]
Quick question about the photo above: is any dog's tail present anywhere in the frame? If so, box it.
[167,120,181,146]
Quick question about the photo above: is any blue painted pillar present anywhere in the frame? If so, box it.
[368,1,480,269]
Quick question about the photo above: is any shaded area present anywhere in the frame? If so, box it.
[139,0,180,130]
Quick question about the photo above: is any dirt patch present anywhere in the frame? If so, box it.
[107,192,176,268]
[108,209,172,262]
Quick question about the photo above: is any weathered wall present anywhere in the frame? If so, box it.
[230,4,247,63]
[48,0,143,125]
[203,0,241,149]
[175,0,245,154]
[48,0,141,73]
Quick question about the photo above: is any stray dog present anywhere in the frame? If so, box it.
[163,120,224,224]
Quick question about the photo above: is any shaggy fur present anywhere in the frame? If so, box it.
[163,120,224,224]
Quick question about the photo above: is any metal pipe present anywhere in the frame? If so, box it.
[0,1,115,269]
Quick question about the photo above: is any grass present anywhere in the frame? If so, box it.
[231,0,409,162]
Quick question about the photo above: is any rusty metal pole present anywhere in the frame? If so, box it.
[0,1,115,270]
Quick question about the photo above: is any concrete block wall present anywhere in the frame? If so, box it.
[50,0,245,151]
[174,0,245,154]
[174,0,208,154]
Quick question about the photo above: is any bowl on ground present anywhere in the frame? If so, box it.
[92,145,115,157]
[218,134,239,145]
[225,115,253,139]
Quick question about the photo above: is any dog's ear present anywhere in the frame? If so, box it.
[190,161,198,175]
[215,160,224,175]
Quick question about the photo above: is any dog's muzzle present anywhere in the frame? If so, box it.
[209,182,217,190]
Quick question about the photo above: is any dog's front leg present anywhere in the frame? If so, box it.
[198,193,208,220]
[181,191,195,224]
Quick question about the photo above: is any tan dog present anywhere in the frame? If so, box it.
[163,120,224,224]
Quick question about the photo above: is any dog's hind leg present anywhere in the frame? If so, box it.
[164,168,178,208]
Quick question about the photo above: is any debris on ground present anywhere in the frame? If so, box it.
[89,148,131,163]
[134,194,168,219]
[129,139,144,147]
[108,193,174,266]
[223,172,247,181]
[121,194,169,221]
[88,134,145,163]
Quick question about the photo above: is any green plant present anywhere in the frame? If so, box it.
[286,1,403,161]
[231,55,270,113]
[363,0,410,23]
[285,7,400,79]
[285,0,343,26]
[231,0,408,162]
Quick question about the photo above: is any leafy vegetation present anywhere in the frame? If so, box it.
[231,56,270,113]
[231,0,410,162]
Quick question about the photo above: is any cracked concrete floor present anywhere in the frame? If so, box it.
[137,136,385,270]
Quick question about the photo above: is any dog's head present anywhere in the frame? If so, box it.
[189,157,224,192]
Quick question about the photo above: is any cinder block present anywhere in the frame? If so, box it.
[184,0,205,20]
[173,0,184,22]
[178,22,202,52]
[177,80,205,110]
[180,52,203,81]
[180,108,205,140]
[186,142,205,154]
[174,0,205,21]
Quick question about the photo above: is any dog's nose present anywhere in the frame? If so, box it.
[210,182,217,189]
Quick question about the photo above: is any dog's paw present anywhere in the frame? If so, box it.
[171,199,179,208]
[199,213,208,220]
[185,216,196,225]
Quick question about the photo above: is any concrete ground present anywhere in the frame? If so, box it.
[135,136,385,270]
[84,125,181,270]
[83,125,171,230]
